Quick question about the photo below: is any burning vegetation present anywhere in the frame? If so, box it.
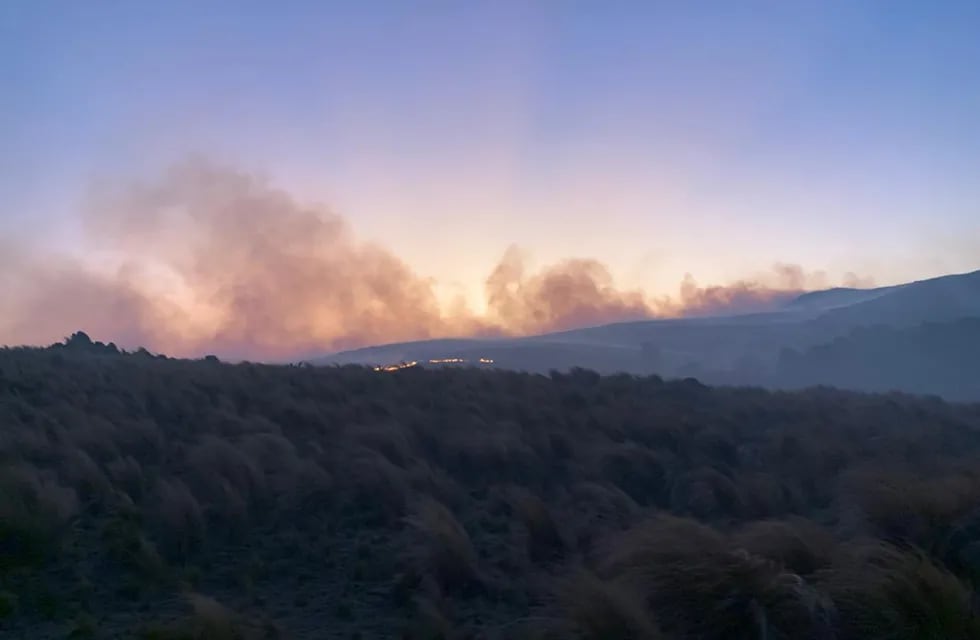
[373,357,496,372]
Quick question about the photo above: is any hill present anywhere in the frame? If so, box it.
[317,270,980,399]
[3,344,980,638]
[765,317,980,400]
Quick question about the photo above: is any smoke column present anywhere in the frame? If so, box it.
[0,158,873,359]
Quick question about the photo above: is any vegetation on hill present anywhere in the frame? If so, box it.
[771,317,980,400]
[324,317,980,402]
[2,333,980,638]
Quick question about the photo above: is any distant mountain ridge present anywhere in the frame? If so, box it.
[782,285,902,312]
[807,269,980,327]
[315,269,980,400]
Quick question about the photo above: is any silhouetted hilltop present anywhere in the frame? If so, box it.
[49,331,121,355]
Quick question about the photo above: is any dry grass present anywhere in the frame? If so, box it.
[849,470,980,551]
[405,497,483,594]
[562,571,662,639]
[507,487,566,563]
[733,518,837,576]
[401,594,456,640]
[825,542,980,640]
[3,343,980,637]
[0,464,78,571]
[140,593,274,640]
[151,478,206,558]
[598,516,836,640]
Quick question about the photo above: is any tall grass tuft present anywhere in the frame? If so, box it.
[405,497,483,594]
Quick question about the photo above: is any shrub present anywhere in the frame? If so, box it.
[353,424,416,468]
[185,436,265,511]
[939,505,980,583]
[401,595,455,640]
[667,466,742,519]
[598,516,836,640]
[59,449,112,505]
[736,471,799,519]
[183,593,248,640]
[0,464,78,571]
[139,593,263,640]
[733,518,836,576]
[281,459,334,518]
[507,487,566,563]
[598,443,668,507]
[849,471,980,552]
[432,419,540,486]
[561,571,662,639]
[150,478,206,559]
[106,455,147,502]
[345,448,411,520]
[405,497,482,594]
[825,542,980,640]
[567,481,638,545]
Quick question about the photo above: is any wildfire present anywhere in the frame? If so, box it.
[371,357,496,372]
[372,360,418,372]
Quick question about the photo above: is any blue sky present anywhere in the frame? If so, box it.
[3,0,979,307]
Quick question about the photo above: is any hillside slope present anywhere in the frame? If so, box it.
[770,317,980,400]
[812,269,980,328]
[3,345,980,638]
[317,270,980,399]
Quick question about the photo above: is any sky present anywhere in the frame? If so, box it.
[1,1,979,356]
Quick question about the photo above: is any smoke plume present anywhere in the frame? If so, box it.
[670,264,834,317]
[484,246,651,335]
[0,159,873,359]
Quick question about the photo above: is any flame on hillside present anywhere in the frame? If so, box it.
[372,356,496,372]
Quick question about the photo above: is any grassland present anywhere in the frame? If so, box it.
[2,334,980,638]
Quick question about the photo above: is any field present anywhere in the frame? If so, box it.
[2,335,980,638]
